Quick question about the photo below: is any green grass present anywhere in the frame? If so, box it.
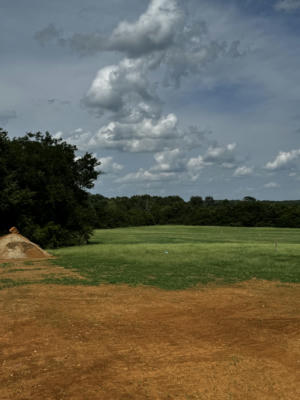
[49,226,300,290]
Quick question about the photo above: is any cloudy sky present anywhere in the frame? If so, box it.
[1,0,300,200]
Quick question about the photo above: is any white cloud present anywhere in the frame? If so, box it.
[203,143,237,164]
[116,168,176,183]
[108,0,184,57]
[265,149,300,170]
[35,0,242,88]
[275,0,300,12]
[78,0,240,157]
[35,0,248,180]
[55,115,208,154]
[34,0,184,58]
[57,115,209,154]
[107,0,239,86]
[186,143,239,180]
[151,148,187,172]
[83,58,159,119]
[233,166,253,177]
[116,140,238,184]
[55,128,92,150]
[186,155,210,180]
[98,157,123,174]
[78,114,209,153]
[87,113,178,152]
[264,182,280,188]
[12,0,300,199]
[127,142,237,183]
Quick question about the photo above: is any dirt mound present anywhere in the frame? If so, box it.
[0,233,51,260]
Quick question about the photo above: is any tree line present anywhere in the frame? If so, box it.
[89,194,300,230]
[1,129,299,248]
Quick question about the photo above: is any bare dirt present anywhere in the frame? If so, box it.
[0,264,299,400]
[0,260,84,284]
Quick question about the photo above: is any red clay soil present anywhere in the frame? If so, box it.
[0,276,299,400]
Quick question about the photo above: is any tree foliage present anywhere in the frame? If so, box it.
[88,194,300,229]
[0,129,100,247]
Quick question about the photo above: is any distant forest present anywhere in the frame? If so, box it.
[1,129,300,248]
[89,194,300,229]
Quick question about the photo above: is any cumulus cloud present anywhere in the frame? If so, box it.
[233,166,253,177]
[87,114,178,152]
[58,123,207,160]
[108,0,184,57]
[275,0,300,12]
[0,110,17,126]
[151,148,186,172]
[73,114,208,153]
[36,1,247,190]
[186,155,210,180]
[116,140,240,183]
[54,128,92,150]
[116,168,176,183]
[34,0,242,87]
[81,51,211,151]
[35,0,183,57]
[115,140,239,184]
[82,57,160,119]
[56,116,177,152]
[129,142,238,182]
[264,182,280,188]
[33,0,246,188]
[186,143,238,179]
[265,149,300,170]
[98,157,123,174]
[203,143,237,164]
[57,116,186,153]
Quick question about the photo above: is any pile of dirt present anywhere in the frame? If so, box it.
[0,233,51,260]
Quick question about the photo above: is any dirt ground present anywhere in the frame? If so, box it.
[0,260,84,284]
[0,263,299,400]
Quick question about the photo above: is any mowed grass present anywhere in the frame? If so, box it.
[49,225,300,290]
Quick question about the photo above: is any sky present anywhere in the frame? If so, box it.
[1,0,300,200]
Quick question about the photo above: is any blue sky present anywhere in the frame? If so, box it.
[1,0,300,200]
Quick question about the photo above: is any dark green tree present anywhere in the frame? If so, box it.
[0,129,101,247]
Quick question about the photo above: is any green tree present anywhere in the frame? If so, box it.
[0,129,100,247]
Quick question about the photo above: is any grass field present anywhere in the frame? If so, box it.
[49,225,300,290]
